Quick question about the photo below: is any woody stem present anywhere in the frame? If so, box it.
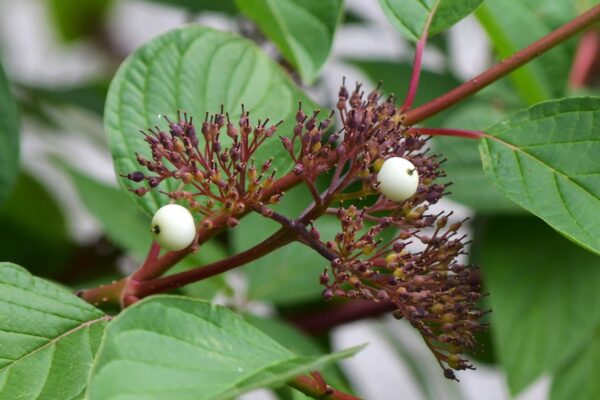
[402,4,600,125]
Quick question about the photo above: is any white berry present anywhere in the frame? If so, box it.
[151,204,196,251]
[376,157,419,201]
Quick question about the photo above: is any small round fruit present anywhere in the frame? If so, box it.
[151,204,196,251]
[376,157,419,201]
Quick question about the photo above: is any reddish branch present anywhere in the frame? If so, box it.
[290,374,361,400]
[129,228,294,297]
[410,127,485,140]
[569,29,600,88]
[400,0,439,112]
[402,4,600,125]
[133,169,307,282]
[290,300,396,335]
[79,168,310,305]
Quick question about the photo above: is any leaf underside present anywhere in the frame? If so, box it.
[379,0,483,42]
[235,0,344,83]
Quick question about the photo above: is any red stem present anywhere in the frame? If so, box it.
[569,29,600,88]
[131,242,161,279]
[290,375,361,400]
[412,127,485,140]
[403,4,600,125]
[77,278,127,306]
[289,300,396,335]
[400,0,439,112]
[131,228,294,297]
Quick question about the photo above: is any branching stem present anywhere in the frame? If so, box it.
[402,4,600,125]
[131,228,295,297]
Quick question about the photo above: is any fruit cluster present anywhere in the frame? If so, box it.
[124,82,485,378]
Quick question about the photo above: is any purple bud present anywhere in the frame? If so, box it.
[133,187,148,196]
[322,289,333,301]
[280,136,292,151]
[339,85,349,100]
[226,217,239,228]
[170,124,183,137]
[265,126,277,137]
[293,164,304,175]
[294,123,303,136]
[147,177,161,187]
[296,108,306,123]
[310,226,320,240]
[215,113,225,127]
[377,290,389,301]
[319,270,329,285]
[230,146,240,161]
[227,123,238,139]
[127,172,145,182]
[188,126,199,147]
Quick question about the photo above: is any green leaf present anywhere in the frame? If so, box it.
[378,0,483,42]
[105,25,316,216]
[0,59,20,207]
[143,0,237,14]
[474,216,600,394]
[48,0,114,42]
[475,1,572,104]
[479,97,600,255]
[550,328,600,400]
[0,263,109,399]
[433,103,520,213]
[245,315,351,392]
[87,296,362,399]
[0,173,72,278]
[235,0,344,83]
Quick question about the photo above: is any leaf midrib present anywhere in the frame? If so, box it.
[482,134,600,250]
[0,315,110,373]
[483,133,599,202]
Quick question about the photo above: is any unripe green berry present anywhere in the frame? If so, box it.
[151,204,196,251]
